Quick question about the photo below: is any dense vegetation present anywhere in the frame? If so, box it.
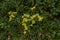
[0,0,60,40]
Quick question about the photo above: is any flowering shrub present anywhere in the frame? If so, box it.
[0,0,60,40]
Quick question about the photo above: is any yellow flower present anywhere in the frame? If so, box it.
[32,20,35,24]
[22,23,26,26]
[31,15,36,19]
[9,15,15,21]
[22,18,29,23]
[22,16,24,18]
[8,11,17,22]
[23,31,27,35]
[9,17,12,21]
[10,15,15,17]
[38,16,43,21]
[29,20,35,26]
[24,25,28,30]
[22,23,28,30]
[30,6,36,10]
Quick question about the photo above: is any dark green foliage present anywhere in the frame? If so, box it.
[0,0,60,40]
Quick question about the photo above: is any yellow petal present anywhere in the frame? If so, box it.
[22,23,26,26]
[32,20,35,24]
[38,16,43,21]
[31,15,36,19]
[10,15,15,18]
[22,16,24,18]
[30,6,36,10]
[23,31,27,35]
[24,26,28,30]
[9,17,13,21]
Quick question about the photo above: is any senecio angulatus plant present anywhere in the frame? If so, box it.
[0,0,60,40]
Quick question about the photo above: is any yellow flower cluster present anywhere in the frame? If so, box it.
[31,14,43,21]
[22,14,30,34]
[8,11,17,21]
[30,14,43,26]
[22,13,43,35]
